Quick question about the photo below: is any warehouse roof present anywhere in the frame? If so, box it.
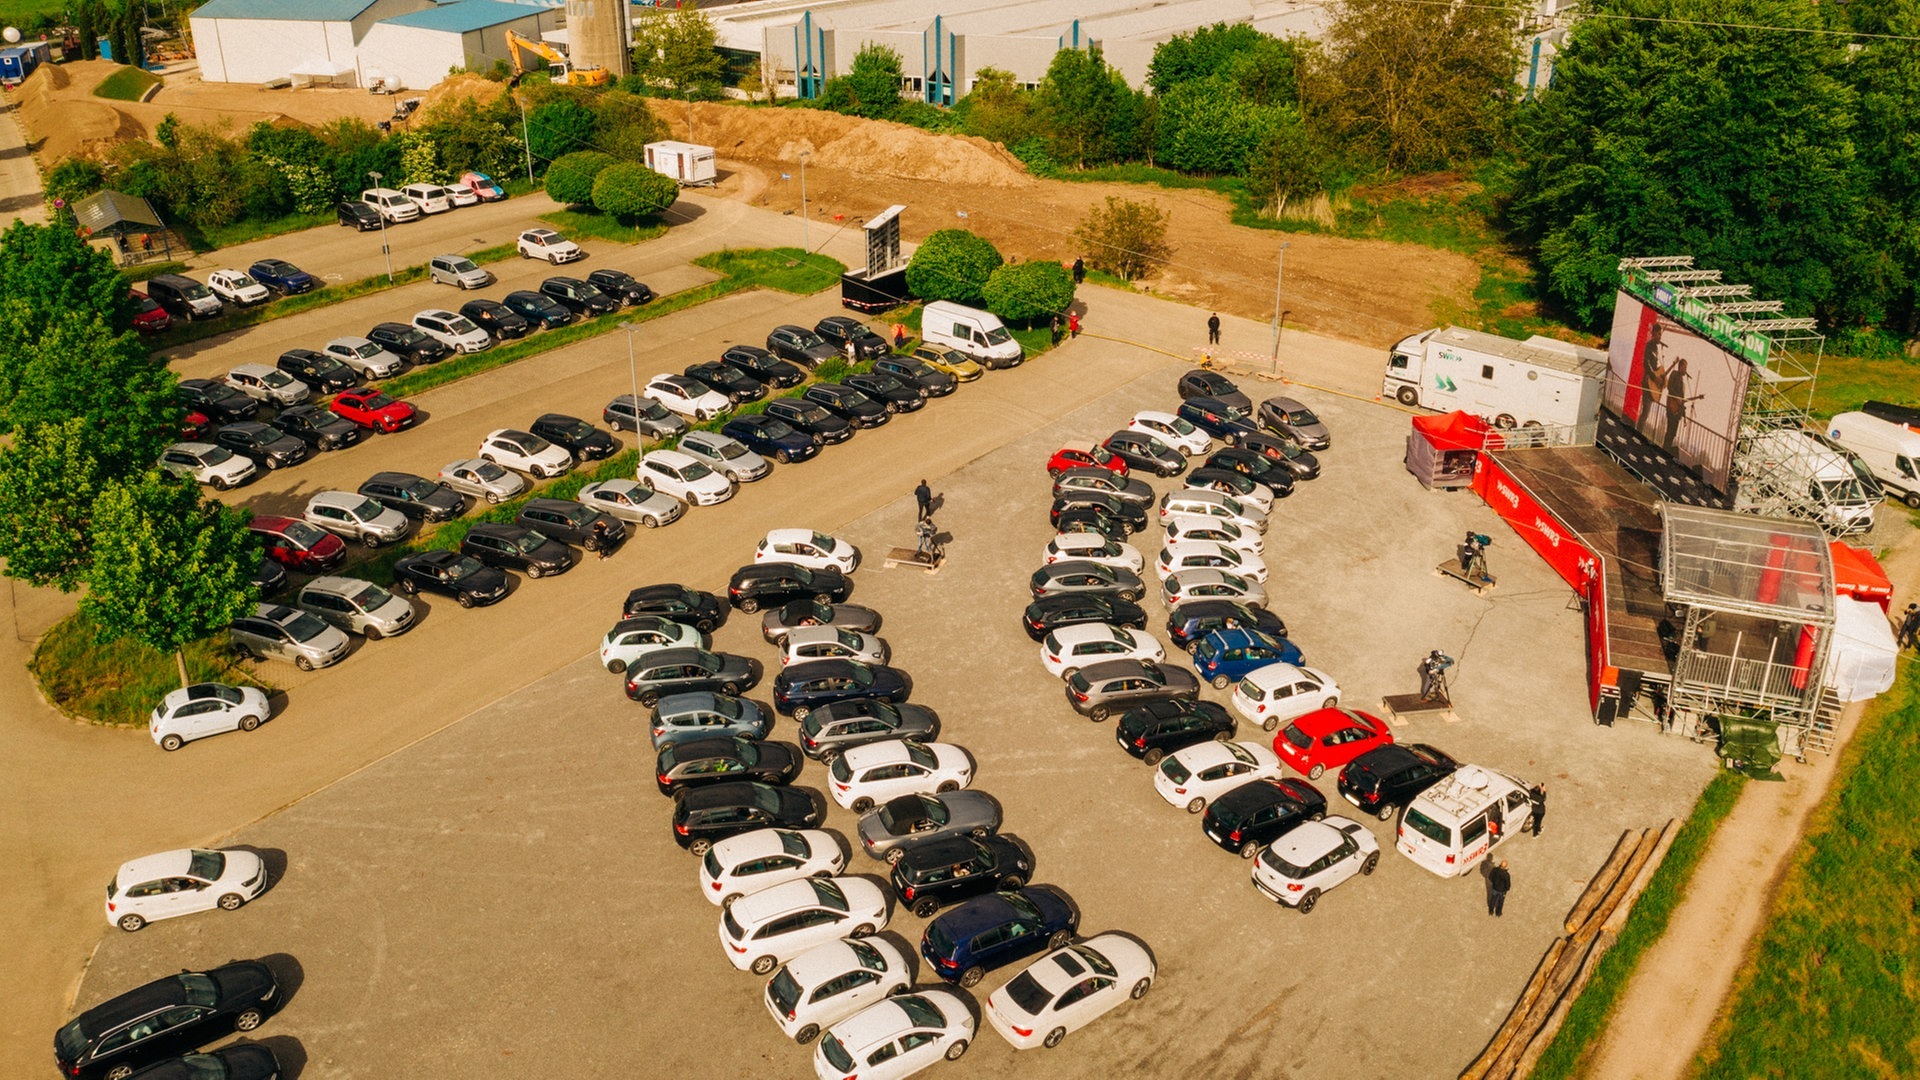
[191,0,383,20]
[381,0,545,31]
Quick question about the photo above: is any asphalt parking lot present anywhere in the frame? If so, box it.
[79,340,1718,1078]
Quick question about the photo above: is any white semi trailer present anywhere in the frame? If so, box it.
[1385,326,1606,430]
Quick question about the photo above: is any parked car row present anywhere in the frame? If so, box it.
[337,173,507,232]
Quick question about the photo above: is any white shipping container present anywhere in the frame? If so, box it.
[642,141,716,186]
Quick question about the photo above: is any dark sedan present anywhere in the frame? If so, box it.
[773,658,911,718]
[842,371,925,412]
[587,267,654,305]
[212,422,307,470]
[1235,431,1320,480]
[503,290,576,329]
[54,960,279,1080]
[270,405,363,451]
[459,298,532,340]
[178,379,258,424]
[1051,505,1129,543]
[764,399,853,444]
[247,258,315,295]
[767,324,839,368]
[459,522,573,577]
[539,275,619,315]
[359,471,465,522]
[761,599,883,644]
[873,355,956,397]
[530,413,618,461]
[1050,491,1148,534]
[1022,594,1148,641]
[1103,430,1187,477]
[727,562,852,613]
[656,736,801,795]
[1177,369,1253,413]
[392,550,510,607]
[803,384,889,428]
[338,201,383,230]
[1202,776,1328,857]
[622,583,726,630]
[276,348,359,394]
[1178,397,1260,442]
[125,1045,281,1080]
[624,647,762,705]
[721,344,806,388]
[1204,447,1298,497]
[684,360,767,404]
[672,781,826,855]
[1166,598,1287,652]
[1117,699,1236,764]
[367,321,449,365]
[921,886,1078,988]
[815,315,891,360]
[721,414,820,464]
[251,556,288,598]
[890,834,1033,918]
[1051,467,1154,505]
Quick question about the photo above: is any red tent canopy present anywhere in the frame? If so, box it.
[1829,541,1893,607]
[1410,410,1493,451]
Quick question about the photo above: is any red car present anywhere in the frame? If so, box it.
[180,410,210,441]
[1273,708,1394,780]
[1047,440,1129,478]
[129,289,172,333]
[329,388,417,434]
[249,515,347,573]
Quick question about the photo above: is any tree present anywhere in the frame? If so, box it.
[1154,77,1283,175]
[820,43,904,120]
[0,221,133,350]
[81,474,258,688]
[956,67,1038,148]
[1148,22,1268,94]
[75,0,96,61]
[982,261,1075,325]
[630,6,726,98]
[1073,196,1171,281]
[905,229,1003,305]
[1034,47,1125,167]
[526,99,597,168]
[0,418,116,592]
[1842,3,1920,332]
[44,158,106,215]
[1244,112,1331,217]
[0,309,177,462]
[591,161,679,220]
[543,150,617,205]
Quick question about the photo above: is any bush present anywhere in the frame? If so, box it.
[544,151,618,206]
[1073,196,1172,281]
[527,99,597,167]
[905,229,1003,305]
[45,158,106,215]
[591,162,679,220]
[982,261,1075,325]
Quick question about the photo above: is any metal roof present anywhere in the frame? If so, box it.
[191,0,383,21]
[381,0,545,31]
[1429,325,1608,379]
[71,189,162,236]
[1659,503,1834,623]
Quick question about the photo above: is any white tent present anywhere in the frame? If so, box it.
[1825,596,1898,703]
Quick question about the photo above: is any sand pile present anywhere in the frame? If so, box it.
[658,100,1032,189]
[16,62,146,162]
[417,73,508,116]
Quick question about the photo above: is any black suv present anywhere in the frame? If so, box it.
[459,298,532,340]
[271,404,363,451]
[178,379,258,424]
[338,201,383,230]
[671,781,826,855]
[765,325,839,368]
[1166,599,1288,652]
[516,496,626,550]
[212,422,308,470]
[889,834,1033,918]
[683,361,766,404]
[587,267,654,305]
[530,413,618,461]
[765,398,853,444]
[802,384,889,429]
[1202,777,1327,857]
[54,960,279,1080]
[815,315,891,360]
[726,562,852,612]
[538,276,618,315]
[1337,743,1460,821]
[842,371,925,413]
[1117,699,1236,764]
[1203,447,1297,498]
[367,322,449,365]
[622,584,726,630]
[144,274,223,321]
[721,345,805,388]
[460,523,573,577]
[503,290,575,329]
[359,471,465,522]
[873,355,956,397]
[276,348,358,393]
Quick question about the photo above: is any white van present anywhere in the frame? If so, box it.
[361,187,420,223]
[1395,765,1533,878]
[921,300,1023,368]
[1735,428,1879,535]
[1829,411,1920,509]
[401,182,453,215]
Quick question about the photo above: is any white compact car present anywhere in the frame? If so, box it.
[645,374,731,421]
[158,442,256,490]
[148,682,272,752]
[205,268,271,306]
[518,227,583,264]
[412,309,493,354]
[1184,472,1274,515]
[1231,663,1341,732]
[827,740,973,812]
[1162,489,1266,533]
[680,431,771,483]
[814,989,976,1080]
[699,828,847,908]
[1043,533,1143,572]
[783,626,889,668]
[640,450,734,506]
[600,615,704,674]
[480,428,574,479]
[1039,624,1165,678]
[756,529,859,573]
[324,336,405,379]
[303,490,410,547]
[104,848,268,932]
[1162,515,1264,557]
[439,458,528,504]
[1156,541,1268,583]
[224,363,310,407]
[1250,816,1380,913]
[577,478,684,529]
[446,185,480,208]
[1152,740,1285,813]
[985,934,1156,1051]
[1162,569,1267,609]
[721,876,890,974]
[1129,411,1212,456]
[766,936,912,1044]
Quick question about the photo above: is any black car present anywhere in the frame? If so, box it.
[1204,447,1297,497]
[1166,599,1288,652]
[1337,743,1460,821]
[1185,467,1269,507]
[873,355,956,397]
[622,583,726,630]
[1235,431,1320,480]
[842,371,925,412]
[727,563,852,613]
[459,298,532,340]
[1202,777,1327,857]
[366,322,449,365]
[772,658,912,718]
[1178,397,1260,442]
[721,415,820,464]
[539,275,619,315]
[212,422,308,470]
[1022,594,1148,641]
[530,413,619,461]
[338,201,383,230]
[671,781,826,854]
[721,344,805,388]
[624,646,762,704]
[178,379,258,424]
[251,555,288,598]
[1177,369,1253,413]
[765,399,853,444]
[359,471,466,522]
[803,384,889,428]
[516,496,626,550]
[1051,505,1129,542]
[459,522,573,577]
[761,598,883,644]
[815,315,891,360]
[270,404,363,451]
[392,549,510,607]
[1049,491,1148,533]
[1102,430,1187,477]
[683,361,767,404]
[797,699,941,762]
[54,960,280,1080]
[276,348,358,394]
[1117,699,1236,764]
[503,289,576,329]
[126,1045,282,1080]
[766,324,840,368]
[889,834,1033,918]
[587,267,654,305]
[655,735,800,795]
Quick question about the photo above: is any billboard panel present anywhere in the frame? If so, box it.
[1604,292,1750,492]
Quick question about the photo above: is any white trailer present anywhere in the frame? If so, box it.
[643,141,716,187]
[1384,326,1606,430]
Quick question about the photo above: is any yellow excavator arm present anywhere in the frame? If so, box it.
[503,29,609,87]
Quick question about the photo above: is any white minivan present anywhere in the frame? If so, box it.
[402,182,453,215]
[920,300,1024,369]
[1829,411,1920,508]
[362,187,420,223]
[1395,765,1533,878]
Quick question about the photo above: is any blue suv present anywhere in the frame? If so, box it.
[1191,628,1304,689]
[921,885,1078,988]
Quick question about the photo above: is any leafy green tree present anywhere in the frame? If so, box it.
[982,261,1076,325]
[543,150,618,205]
[820,43,904,120]
[1034,47,1143,168]
[1229,34,1307,108]
[1244,112,1331,216]
[1155,77,1283,175]
[75,1,97,61]
[0,221,129,340]
[630,6,727,98]
[1073,196,1171,281]
[1843,1,1920,332]
[0,309,177,460]
[905,229,1004,305]
[1148,22,1267,93]
[591,161,679,220]
[956,67,1038,148]
[0,418,116,592]
[44,158,106,215]
[527,99,597,167]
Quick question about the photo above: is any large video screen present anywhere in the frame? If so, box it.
[1604,292,1751,493]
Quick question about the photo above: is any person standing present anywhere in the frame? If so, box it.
[914,479,932,521]
[892,323,907,349]
[1898,603,1920,649]
[1072,257,1085,285]
[592,519,613,560]
[1068,311,1080,338]
[1488,860,1511,917]
[1528,783,1547,836]
[1051,314,1063,345]
[1207,313,1221,345]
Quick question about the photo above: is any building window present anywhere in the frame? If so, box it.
[900,76,922,93]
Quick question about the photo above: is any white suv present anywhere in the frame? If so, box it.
[362,187,420,223]
[323,337,405,379]
[224,363,310,407]
[640,450,734,506]
[158,442,255,490]
[205,269,271,306]
[480,429,574,479]
[517,228,583,264]
[411,309,493,353]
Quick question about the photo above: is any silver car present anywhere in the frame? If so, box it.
[649,691,774,750]
[439,458,528,504]
[679,431,772,483]
[225,363,311,407]
[577,478,685,529]
[294,576,416,639]
[782,626,890,667]
[1051,467,1154,506]
[604,394,690,440]
[229,603,351,671]
[303,490,411,547]
[1258,396,1331,450]
[1162,568,1268,609]
[856,791,1002,864]
[324,336,405,379]
[429,253,494,289]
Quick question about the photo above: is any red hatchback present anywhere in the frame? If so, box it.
[1046,440,1129,478]
[129,289,172,333]
[249,515,347,572]
[1273,708,1394,780]
[330,388,417,434]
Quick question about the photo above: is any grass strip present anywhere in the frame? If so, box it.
[537,208,670,246]
[30,609,274,727]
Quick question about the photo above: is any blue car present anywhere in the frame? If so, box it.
[921,885,1078,988]
[1191,628,1304,689]
[721,414,821,465]
[248,258,316,295]
[1166,599,1287,652]
[772,658,910,718]
[1177,397,1260,442]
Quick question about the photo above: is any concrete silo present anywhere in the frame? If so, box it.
[565,0,632,79]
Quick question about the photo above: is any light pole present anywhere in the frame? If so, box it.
[621,321,642,460]
[1269,240,1291,371]
[514,96,534,183]
[798,150,811,253]
[367,169,393,283]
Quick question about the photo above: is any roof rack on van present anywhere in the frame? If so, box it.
[1416,766,1520,820]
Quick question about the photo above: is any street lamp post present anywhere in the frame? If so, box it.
[1269,240,1291,372]
[515,96,534,184]
[367,169,393,283]
[798,150,811,253]
[620,321,642,460]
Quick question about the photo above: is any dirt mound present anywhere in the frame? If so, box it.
[417,73,508,117]
[654,100,1032,189]
[15,62,146,162]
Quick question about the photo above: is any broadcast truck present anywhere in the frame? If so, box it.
[1384,326,1605,430]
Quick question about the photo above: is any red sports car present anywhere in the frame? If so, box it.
[329,388,417,434]
[1047,440,1129,478]
[248,515,346,573]
[1273,708,1394,780]
[129,289,172,333]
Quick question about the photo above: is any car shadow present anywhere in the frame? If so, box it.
[243,1034,307,1078]
[256,952,304,1010]
[226,846,289,896]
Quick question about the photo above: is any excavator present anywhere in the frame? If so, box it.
[503,30,610,87]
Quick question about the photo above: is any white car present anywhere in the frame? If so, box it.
[1129,411,1211,456]
[1231,663,1341,732]
[324,336,405,378]
[1039,624,1165,678]
[104,848,267,932]
[1183,472,1273,515]
[148,682,272,752]
[600,615,704,674]
[827,740,973,812]
[756,529,859,573]
[1162,515,1263,557]
[1152,740,1285,813]
[645,374,731,421]
[699,828,847,908]
[224,363,310,407]
[984,934,1156,1050]
[1161,489,1266,533]
[303,490,410,547]
[439,458,528,504]
[158,442,256,490]
[446,185,480,207]
[767,936,912,1044]
[205,268,271,306]
[680,431,771,483]
[480,428,573,479]
[1156,541,1268,583]
[721,876,890,974]
[1043,533,1143,572]
[640,450,734,506]
[814,990,975,1079]
[412,308,493,354]
[577,478,684,529]
[1250,816,1381,913]
[518,227,583,264]
[783,626,889,668]
[1162,569,1266,608]
[402,182,453,214]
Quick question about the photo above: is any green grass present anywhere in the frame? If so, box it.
[1056,162,1239,192]
[30,609,273,727]
[1081,267,1133,290]
[1692,663,1920,1080]
[0,0,66,22]
[1807,352,1920,421]
[536,209,670,246]
[191,210,340,253]
[694,247,846,294]
[92,66,161,101]
[123,261,188,283]
[1526,767,1748,1080]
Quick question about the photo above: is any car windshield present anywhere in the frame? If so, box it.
[835,629,863,649]
[285,610,333,641]
[795,406,829,423]
[1170,416,1198,435]
[260,261,294,274]
[639,400,670,420]
[260,370,295,389]
[983,326,1012,345]
[717,442,747,459]
[1003,971,1052,1014]
[352,497,386,519]
[1403,807,1452,846]
[767,968,802,1015]
[795,332,826,348]
[448,556,485,579]
[349,583,394,610]
[761,420,796,438]
[447,315,480,334]
[201,446,236,465]
[282,520,328,545]
[510,531,549,554]
[1002,891,1042,921]
[181,283,212,299]
[188,849,225,880]
[472,461,507,481]
[1072,943,1117,976]
[179,972,219,1007]
[848,665,876,688]
[229,273,258,288]
[393,328,429,345]
[552,419,593,439]
[132,294,160,313]
[819,1035,854,1073]
[199,684,244,705]
[352,342,384,358]
[677,460,712,481]
[1288,407,1319,425]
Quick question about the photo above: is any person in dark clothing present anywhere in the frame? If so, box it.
[1899,603,1920,649]
[592,519,613,560]
[1051,314,1063,344]
[1072,257,1085,284]
[1487,860,1511,917]
[1528,783,1547,836]
[1207,313,1221,345]
[914,480,932,521]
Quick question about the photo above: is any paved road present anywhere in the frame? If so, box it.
[0,97,47,225]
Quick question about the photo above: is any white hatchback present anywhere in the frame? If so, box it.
[783,626,889,668]
[480,428,573,479]
[412,308,493,353]
[1156,541,1268,583]
[984,934,1156,1051]
[767,936,912,1044]
[680,431,771,483]
[148,682,272,752]
[1250,816,1381,913]
[600,615,703,674]
[645,374,731,420]
[698,828,847,908]
[1152,739,1284,813]
[640,450,734,506]
[1039,624,1164,678]
[827,740,973,812]
[814,990,975,1080]
[1128,411,1211,456]
[104,848,267,932]
[1042,533,1143,572]
[756,529,859,573]
[1162,515,1263,557]
[721,876,890,974]
[1231,663,1341,732]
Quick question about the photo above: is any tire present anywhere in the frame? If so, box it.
[607,659,627,674]
[294,655,314,672]
[739,597,760,614]
[644,516,660,529]
[1212,674,1232,690]
[457,593,474,609]
[1214,730,1233,743]
[1240,841,1260,860]
[696,620,716,634]
[1906,490,1920,510]
[913,897,939,918]
[1048,928,1072,950]
[107,1067,134,1080]
[1308,763,1325,780]
[1001,875,1025,890]
[487,491,505,505]
[1044,1027,1067,1049]
[959,966,985,988]
[776,450,793,464]
[117,913,146,932]
[850,923,874,938]
[264,457,282,471]
[1130,977,1151,1000]
[688,838,712,856]
[1322,697,1338,710]
[1142,748,1164,766]
[238,714,261,732]
[1186,797,1206,814]
[795,1023,820,1045]
[211,476,231,491]
[160,734,184,752]
[234,1008,264,1032]
[721,682,740,696]
[399,578,419,595]
[818,748,839,765]
[218,892,245,910]
[851,797,874,813]
[814,593,833,604]
[969,826,989,838]
[751,955,777,975]
[608,419,626,432]
[584,536,601,552]
[527,564,545,579]
[1361,851,1382,876]
[1090,706,1109,722]
[885,848,905,865]
[945,1039,969,1062]
[1396,386,1419,407]
[1297,888,1320,914]
[640,691,660,707]
[721,892,742,908]
[1494,413,1517,430]
[1263,716,1279,733]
